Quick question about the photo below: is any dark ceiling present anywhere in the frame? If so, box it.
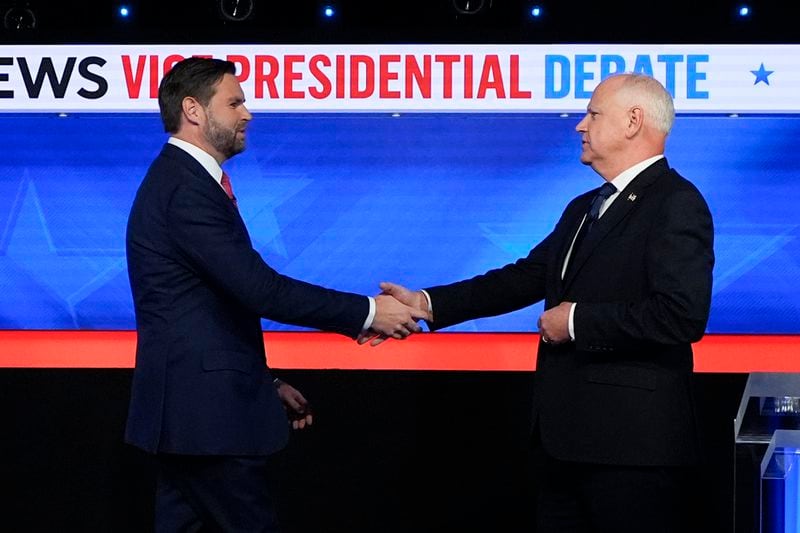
[0,0,794,45]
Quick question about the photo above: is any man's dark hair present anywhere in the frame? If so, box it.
[158,57,236,134]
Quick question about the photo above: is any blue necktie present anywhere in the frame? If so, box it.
[585,182,617,231]
[566,182,617,276]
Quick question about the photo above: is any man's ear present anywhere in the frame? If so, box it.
[626,106,644,138]
[182,96,203,126]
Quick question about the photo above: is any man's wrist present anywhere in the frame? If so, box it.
[362,295,377,332]
[419,289,433,322]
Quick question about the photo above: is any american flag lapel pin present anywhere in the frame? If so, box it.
[627,193,637,201]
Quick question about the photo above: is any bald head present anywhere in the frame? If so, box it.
[575,73,674,180]
[607,73,675,135]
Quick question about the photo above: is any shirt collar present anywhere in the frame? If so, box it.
[609,154,664,192]
[168,137,224,185]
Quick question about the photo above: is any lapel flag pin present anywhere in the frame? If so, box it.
[627,193,637,201]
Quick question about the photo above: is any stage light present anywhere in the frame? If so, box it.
[524,3,544,23]
[218,0,256,22]
[114,4,137,24]
[317,2,340,24]
[2,5,37,31]
[451,0,491,16]
[738,5,750,17]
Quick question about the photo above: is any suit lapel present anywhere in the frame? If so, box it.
[556,206,589,293]
[163,143,244,219]
[561,159,668,289]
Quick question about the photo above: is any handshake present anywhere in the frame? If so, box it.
[362,282,574,347]
[359,282,429,347]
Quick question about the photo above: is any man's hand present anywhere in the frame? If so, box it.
[537,301,573,345]
[275,379,313,430]
[369,292,429,339]
[358,282,430,346]
[378,281,428,312]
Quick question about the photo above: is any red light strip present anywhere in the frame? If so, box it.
[0,331,796,372]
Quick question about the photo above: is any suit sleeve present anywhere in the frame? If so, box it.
[573,186,714,348]
[424,231,552,330]
[167,182,369,338]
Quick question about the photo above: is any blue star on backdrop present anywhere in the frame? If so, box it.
[751,63,774,85]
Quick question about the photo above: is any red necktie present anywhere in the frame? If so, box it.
[220,172,238,209]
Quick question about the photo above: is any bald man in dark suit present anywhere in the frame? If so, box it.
[376,73,714,532]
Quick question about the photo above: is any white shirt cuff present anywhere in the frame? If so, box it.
[420,289,433,316]
[568,303,576,341]
[362,296,376,332]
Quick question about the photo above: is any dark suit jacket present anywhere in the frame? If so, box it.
[125,143,369,456]
[426,158,714,466]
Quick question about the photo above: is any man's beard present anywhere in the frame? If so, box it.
[204,113,245,160]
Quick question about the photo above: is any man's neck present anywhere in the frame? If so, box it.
[172,132,225,165]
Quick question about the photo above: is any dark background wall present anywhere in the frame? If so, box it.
[4,369,747,532]
[0,0,794,45]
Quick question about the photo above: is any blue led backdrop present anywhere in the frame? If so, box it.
[1,113,798,332]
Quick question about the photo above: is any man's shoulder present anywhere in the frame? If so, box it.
[650,169,712,223]
[142,144,209,189]
[659,167,706,198]
[149,143,202,174]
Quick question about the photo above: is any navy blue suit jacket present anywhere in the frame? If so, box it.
[125,143,369,455]
[426,159,714,466]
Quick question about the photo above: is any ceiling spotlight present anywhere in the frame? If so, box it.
[322,5,335,18]
[451,0,492,15]
[118,6,131,18]
[530,5,542,18]
[3,5,37,31]
[737,5,750,17]
[218,0,256,22]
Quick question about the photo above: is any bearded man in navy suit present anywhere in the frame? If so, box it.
[125,57,427,532]
[375,73,714,532]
